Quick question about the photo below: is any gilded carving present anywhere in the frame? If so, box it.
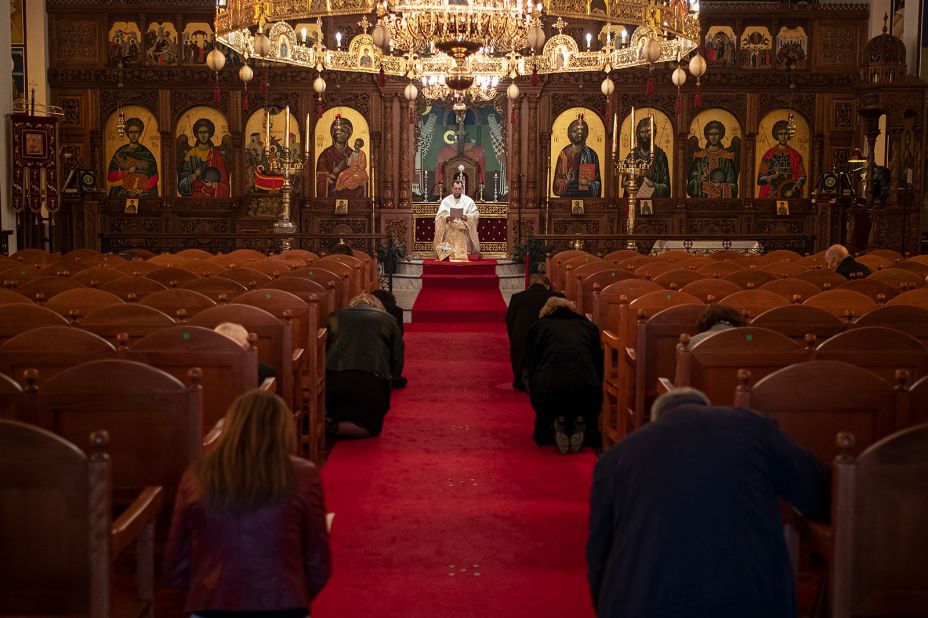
[56,21,99,63]
[821,28,856,66]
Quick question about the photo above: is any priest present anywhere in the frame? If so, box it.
[433,179,481,261]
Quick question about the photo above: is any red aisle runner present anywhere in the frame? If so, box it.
[312,324,597,618]
[412,260,508,323]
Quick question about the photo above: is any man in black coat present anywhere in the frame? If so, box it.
[587,388,829,618]
[524,297,603,453]
[825,243,871,279]
[505,274,563,391]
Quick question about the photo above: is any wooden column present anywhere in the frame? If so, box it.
[526,94,539,207]
[382,93,396,209]
[509,95,522,205]
[398,96,411,209]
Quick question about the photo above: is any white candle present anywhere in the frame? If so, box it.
[630,106,636,151]
[649,114,654,156]
[305,112,310,156]
[611,112,617,157]
[285,105,290,152]
[265,109,270,152]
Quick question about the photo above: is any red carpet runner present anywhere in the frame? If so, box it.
[411,259,508,323]
[312,323,597,617]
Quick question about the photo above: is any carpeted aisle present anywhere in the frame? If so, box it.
[411,259,508,323]
[312,323,597,617]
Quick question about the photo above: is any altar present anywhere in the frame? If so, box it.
[411,202,509,258]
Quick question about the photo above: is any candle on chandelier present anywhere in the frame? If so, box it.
[611,112,617,157]
[285,105,290,152]
[630,106,636,152]
[265,109,271,152]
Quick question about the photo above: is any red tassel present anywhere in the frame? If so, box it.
[646,76,654,97]
[214,82,221,103]
[694,89,702,108]
[675,94,681,115]
[378,67,385,87]
[531,65,538,87]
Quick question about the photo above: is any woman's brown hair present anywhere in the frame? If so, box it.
[198,389,297,514]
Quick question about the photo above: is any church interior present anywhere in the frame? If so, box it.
[1,0,928,616]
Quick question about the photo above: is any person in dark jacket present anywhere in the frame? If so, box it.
[505,274,563,391]
[524,297,603,453]
[164,389,331,617]
[371,289,408,389]
[825,243,871,279]
[587,388,829,618]
[325,293,405,438]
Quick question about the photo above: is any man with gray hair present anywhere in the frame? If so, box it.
[505,273,563,391]
[587,388,829,617]
[824,243,871,279]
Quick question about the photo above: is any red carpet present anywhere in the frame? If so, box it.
[412,260,508,322]
[311,323,597,617]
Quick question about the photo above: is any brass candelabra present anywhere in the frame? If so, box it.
[613,151,652,249]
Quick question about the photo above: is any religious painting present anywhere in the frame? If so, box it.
[11,0,24,45]
[588,0,607,17]
[315,107,371,199]
[108,21,142,65]
[181,22,214,65]
[639,199,653,215]
[740,26,773,68]
[176,106,232,198]
[550,108,605,199]
[754,110,810,199]
[245,107,304,194]
[23,132,46,158]
[145,22,179,65]
[615,108,673,198]
[11,47,25,105]
[705,26,737,67]
[104,105,161,197]
[685,109,742,198]
[414,104,504,202]
[775,26,808,70]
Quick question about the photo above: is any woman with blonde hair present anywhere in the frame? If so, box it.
[325,292,405,439]
[164,389,331,617]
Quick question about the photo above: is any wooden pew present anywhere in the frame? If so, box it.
[724,268,778,289]
[795,268,846,290]
[71,266,127,287]
[750,304,845,344]
[803,289,877,323]
[853,304,928,346]
[286,266,349,309]
[758,277,822,303]
[101,275,168,301]
[113,260,162,276]
[181,276,249,303]
[814,326,928,384]
[0,420,164,618]
[17,276,86,302]
[34,358,206,505]
[829,424,928,618]
[696,260,743,277]
[720,288,790,319]
[318,254,367,294]
[547,250,590,290]
[179,259,227,277]
[836,277,895,302]
[651,268,706,290]
[145,266,200,288]
[577,267,639,316]
[887,287,928,308]
[633,261,677,280]
[665,326,809,406]
[127,325,259,432]
[0,326,116,387]
[259,277,334,329]
[215,267,271,289]
[0,303,69,345]
[679,277,743,303]
[139,288,217,320]
[148,253,193,268]
[590,279,663,328]
[176,248,213,260]
[759,261,808,277]
[0,289,32,306]
[867,267,925,292]
[45,288,124,322]
[79,303,176,347]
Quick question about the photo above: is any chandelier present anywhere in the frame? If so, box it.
[215,0,704,102]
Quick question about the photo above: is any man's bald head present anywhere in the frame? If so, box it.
[825,244,849,270]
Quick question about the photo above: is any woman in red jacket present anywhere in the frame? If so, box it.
[164,389,331,617]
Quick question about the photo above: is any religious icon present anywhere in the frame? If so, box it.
[124,198,139,214]
[419,106,500,201]
[335,199,349,215]
[571,200,585,215]
[775,26,808,70]
[755,110,810,199]
[145,22,179,65]
[181,22,214,65]
[105,106,161,197]
[776,200,789,215]
[315,107,370,198]
[108,22,142,65]
[740,26,773,68]
[686,109,741,198]
[23,132,44,157]
[639,199,653,215]
[705,26,736,66]
[245,107,302,193]
[616,108,673,198]
[551,108,604,198]
[176,107,232,197]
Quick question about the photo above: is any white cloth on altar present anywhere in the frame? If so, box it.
[434,194,481,261]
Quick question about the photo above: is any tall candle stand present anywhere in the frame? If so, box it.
[267,145,305,250]
[613,150,653,250]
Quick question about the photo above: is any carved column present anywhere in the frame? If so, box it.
[509,96,522,205]
[398,96,411,209]
[382,93,396,209]
[526,95,539,207]
[371,130,382,208]
[539,130,551,232]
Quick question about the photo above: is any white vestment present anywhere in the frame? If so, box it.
[434,194,480,261]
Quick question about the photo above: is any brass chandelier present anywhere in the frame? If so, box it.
[214,0,704,102]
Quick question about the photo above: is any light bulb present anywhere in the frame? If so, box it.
[585,33,592,50]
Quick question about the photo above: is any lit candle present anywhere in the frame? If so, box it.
[305,112,310,157]
[285,105,290,152]
[585,33,592,50]
[265,109,270,152]
[611,111,617,157]
[649,114,654,157]
[630,106,636,152]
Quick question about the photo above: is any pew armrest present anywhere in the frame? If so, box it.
[292,347,305,368]
[110,485,164,556]
[259,376,277,393]
[625,347,636,365]
[656,377,673,396]
[202,419,224,451]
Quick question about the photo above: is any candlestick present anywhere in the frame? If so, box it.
[304,112,310,157]
[649,114,654,157]
[265,109,271,153]
[631,106,636,152]
[285,105,290,152]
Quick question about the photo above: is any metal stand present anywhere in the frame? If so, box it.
[613,152,653,250]
[268,145,304,252]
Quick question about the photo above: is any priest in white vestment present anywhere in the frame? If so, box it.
[433,179,481,261]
